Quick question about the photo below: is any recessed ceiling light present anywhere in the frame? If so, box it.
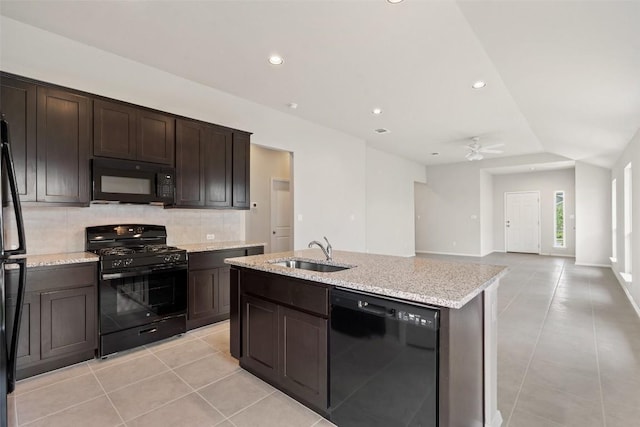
[472,80,486,89]
[372,108,382,115]
[287,102,298,109]
[387,0,404,3]
[431,152,440,156]
[269,55,284,65]
[374,128,390,134]
[530,167,536,171]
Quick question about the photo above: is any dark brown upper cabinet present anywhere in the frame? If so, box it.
[36,86,91,205]
[176,119,249,209]
[0,75,37,201]
[232,132,250,209]
[94,99,175,165]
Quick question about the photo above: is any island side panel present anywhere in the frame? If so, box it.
[439,292,484,427]
[484,281,502,427]
[230,267,241,359]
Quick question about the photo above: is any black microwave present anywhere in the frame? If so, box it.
[92,158,175,205]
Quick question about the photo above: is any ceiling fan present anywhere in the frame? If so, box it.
[465,137,504,161]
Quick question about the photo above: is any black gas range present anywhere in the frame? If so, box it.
[86,225,188,357]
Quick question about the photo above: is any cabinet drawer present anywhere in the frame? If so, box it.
[189,249,247,270]
[241,270,329,317]
[26,263,97,293]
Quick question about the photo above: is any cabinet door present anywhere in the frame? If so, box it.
[40,285,97,360]
[36,87,91,204]
[137,110,175,165]
[242,294,278,382]
[93,99,137,160]
[218,266,231,315]
[5,281,41,368]
[189,268,219,320]
[232,132,250,209]
[0,76,37,200]
[175,119,205,206]
[278,306,328,409]
[204,126,232,208]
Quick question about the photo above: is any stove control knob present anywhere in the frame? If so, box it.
[124,258,133,266]
[112,259,122,268]
[164,255,172,262]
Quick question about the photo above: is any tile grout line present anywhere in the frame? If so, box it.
[18,394,111,427]
[89,368,127,427]
[589,277,608,427]
[14,361,92,397]
[504,259,567,427]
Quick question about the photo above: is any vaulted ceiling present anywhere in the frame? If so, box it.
[2,0,638,168]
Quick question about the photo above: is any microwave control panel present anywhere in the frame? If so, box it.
[157,173,174,198]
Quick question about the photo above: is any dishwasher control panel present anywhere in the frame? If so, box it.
[397,310,437,328]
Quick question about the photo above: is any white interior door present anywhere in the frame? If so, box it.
[505,192,540,254]
[270,179,292,253]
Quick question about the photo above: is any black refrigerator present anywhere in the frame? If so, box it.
[0,117,27,427]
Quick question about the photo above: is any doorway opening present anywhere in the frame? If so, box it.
[246,145,293,253]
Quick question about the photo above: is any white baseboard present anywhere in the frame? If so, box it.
[575,262,611,268]
[612,268,640,319]
[415,250,481,257]
[486,410,503,427]
[539,252,576,258]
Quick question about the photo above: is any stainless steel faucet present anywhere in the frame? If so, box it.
[308,236,333,261]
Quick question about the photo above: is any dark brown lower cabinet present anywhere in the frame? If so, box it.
[187,246,264,330]
[6,263,98,380]
[238,269,329,412]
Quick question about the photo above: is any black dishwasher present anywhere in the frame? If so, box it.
[329,288,439,427]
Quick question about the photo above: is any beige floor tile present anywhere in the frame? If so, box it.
[189,321,230,337]
[213,421,234,427]
[229,391,321,427]
[200,330,230,352]
[126,393,225,427]
[174,352,240,389]
[93,353,169,393]
[21,395,121,427]
[312,418,337,426]
[514,379,603,427]
[154,338,218,369]
[16,373,104,425]
[14,362,91,396]
[525,357,601,401]
[198,371,274,417]
[507,407,564,427]
[7,394,17,427]
[108,372,192,421]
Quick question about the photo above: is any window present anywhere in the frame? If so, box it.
[612,179,617,261]
[624,163,632,276]
[554,191,565,248]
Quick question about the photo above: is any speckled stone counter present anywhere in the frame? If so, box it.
[225,249,507,309]
[178,241,265,253]
[6,252,99,269]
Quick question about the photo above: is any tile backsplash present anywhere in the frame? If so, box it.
[4,204,245,255]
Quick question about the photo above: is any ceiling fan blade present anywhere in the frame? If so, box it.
[479,149,503,154]
[481,143,504,150]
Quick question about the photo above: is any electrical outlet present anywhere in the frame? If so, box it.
[206,234,215,240]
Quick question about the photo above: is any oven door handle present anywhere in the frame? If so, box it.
[101,264,188,280]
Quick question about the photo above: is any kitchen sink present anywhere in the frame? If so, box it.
[271,259,352,273]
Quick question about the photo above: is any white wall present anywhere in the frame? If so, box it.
[611,128,640,312]
[480,171,494,256]
[575,162,611,266]
[1,17,367,252]
[416,162,482,256]
[365,147,426,256]
[492,169,576,256]
[245,145,292,253]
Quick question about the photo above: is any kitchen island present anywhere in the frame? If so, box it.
[226,249,507,427]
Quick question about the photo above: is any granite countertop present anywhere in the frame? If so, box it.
[6,252,99,269]
[4,241,265,269]
[225,249,508,309]
[178,241,265,253]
